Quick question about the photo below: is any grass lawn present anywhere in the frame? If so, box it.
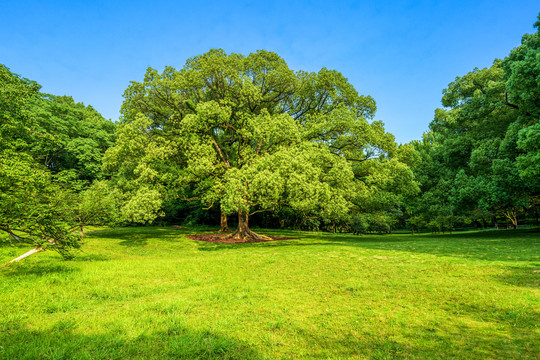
[0,227,538,359]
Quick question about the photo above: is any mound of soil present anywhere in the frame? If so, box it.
[186,233,296,244]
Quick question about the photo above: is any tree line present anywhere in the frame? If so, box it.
[1,14,538,261]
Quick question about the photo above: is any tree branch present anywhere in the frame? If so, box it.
[346,157,370,162]
[249,208,274,216]
[255,139,264,156]
[505,93,519,110]
[210,135,230,168]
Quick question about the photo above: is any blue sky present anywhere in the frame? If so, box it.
[1,0,538,143]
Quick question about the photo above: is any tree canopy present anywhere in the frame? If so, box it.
[104,49,411,239]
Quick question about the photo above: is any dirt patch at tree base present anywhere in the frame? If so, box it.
[186,233,296,243]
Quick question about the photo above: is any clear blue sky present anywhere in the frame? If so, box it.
[1,0,538,143]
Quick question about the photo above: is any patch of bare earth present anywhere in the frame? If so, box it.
[186,233,296,244]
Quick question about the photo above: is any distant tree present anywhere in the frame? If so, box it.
[28,94,116,188]
[1,65,115,188]
[0,65,39,151]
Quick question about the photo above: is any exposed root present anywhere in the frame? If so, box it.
[185,233,295,243]
[226,228,273,242]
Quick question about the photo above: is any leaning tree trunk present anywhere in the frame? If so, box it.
[227,210,272,241]
[219,211,230,232]
[2,232,60,265]
[8,247,46,264]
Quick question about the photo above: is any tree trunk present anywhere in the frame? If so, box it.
[503,209,518,229]
[8,247,46,264]
[219,211,229,232]
[237,209,249,237]
[227,210,272,241]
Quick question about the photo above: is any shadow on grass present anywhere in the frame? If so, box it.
[83,226,539,267]
[0,324,262,360]
[85,226,217,247]
[72,253,110,262]
[1,317,537,360]
[288,315,539,359]
[496,265,540,288]
[1,263,79,277]
[195,228,539,263]
[1,306,536,360]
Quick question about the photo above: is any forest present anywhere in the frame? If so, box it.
[1,16,539,262]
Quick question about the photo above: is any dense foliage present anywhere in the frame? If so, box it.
[404,15,540,231]
[1,13,539,261]
[0,65,115,262]
[101,49,415,239]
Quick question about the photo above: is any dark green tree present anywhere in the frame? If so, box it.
[407,13,540,230]
[28,94,116,188]
[502,14,540,199]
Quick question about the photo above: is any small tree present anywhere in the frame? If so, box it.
[0,153,83,263]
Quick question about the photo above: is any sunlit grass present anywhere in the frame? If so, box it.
[1,227,539,359]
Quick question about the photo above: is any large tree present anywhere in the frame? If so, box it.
[105,49,399,239]
[422,61,530,228]
[0,152,83,262]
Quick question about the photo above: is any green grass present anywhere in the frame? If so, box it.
[1,227,539,359]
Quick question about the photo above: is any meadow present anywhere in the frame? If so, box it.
[0,227,538,359]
